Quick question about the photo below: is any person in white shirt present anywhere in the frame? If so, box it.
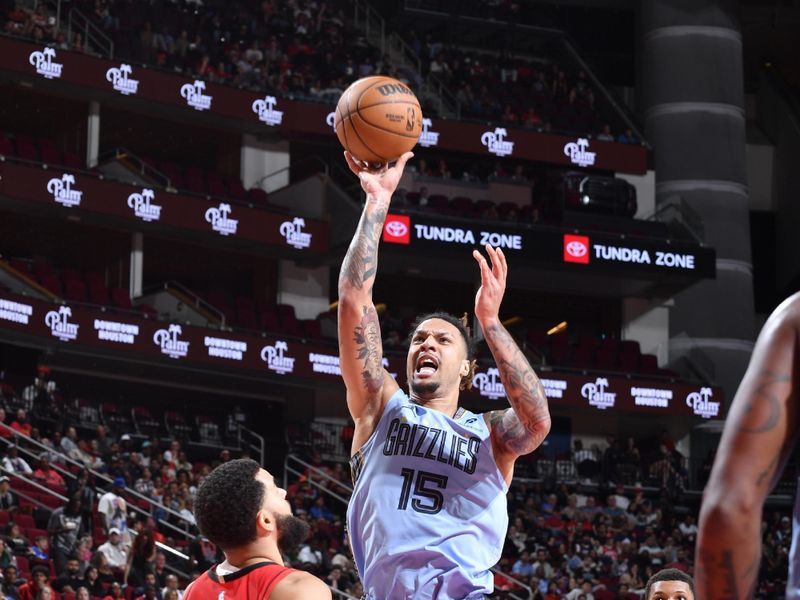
[161,574,183,600]
[566,581,595,600]
[2,447,32,474]
[98,528,129,569]
[97,478,128,534]
[678,514,698,541]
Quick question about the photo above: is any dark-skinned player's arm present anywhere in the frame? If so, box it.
[475,245,551,485]
[695,293,800,599]
[337,152,412,447]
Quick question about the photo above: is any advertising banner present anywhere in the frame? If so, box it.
[0,161,328,253]
[0,292,723,419]
[0,39,648,175]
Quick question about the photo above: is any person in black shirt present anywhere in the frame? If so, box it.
[53,556,83,594]
[80,565,106,598]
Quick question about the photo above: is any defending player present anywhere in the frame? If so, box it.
[185,459,330,600]
[695,292,800,598]
[338,151,552,598]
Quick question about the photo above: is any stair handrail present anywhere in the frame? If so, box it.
[0,433,77,485]
[490,567,535,600]
[3,469,69,503]
[283,454,352,507]
[67,7,114,59]
[96,147,173,190]
[147,280,226,328]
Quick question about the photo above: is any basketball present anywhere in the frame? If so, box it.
[334,76,423,165]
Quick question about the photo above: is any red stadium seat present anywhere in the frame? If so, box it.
[0,136,14,157]
[62,151,83,170]
[247,187,269,206]
[37,137,62,165]
[111,288,133,309]
[64,279,88,303]
[14,135,39,161]
[14,513,35,529]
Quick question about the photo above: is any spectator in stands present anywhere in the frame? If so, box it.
[18,564,49,600]
[48,495,83,575]
[75,587,91,600]
[566,581,595,600]
[309,496,334,521]
[617,128,639,145]
[98,527,129,571]
[81,565,106,597]
[0,538,14,570]
[597,124,615,142]
[161,574,182,600]
[28,535,49,562]
[104,581,124,599]
[53,556,83,594]
[0,476,17,512]
[0,408,12,440]
[4,523,29,555]
[9,410,31,438]
[32,455,65,488]
[125,527,156,588]
[98,478,128,534]
[2,564,21,596]
[153,552,168,589]
[678,515,697,543]
[95,425,114,457]
[512,551,534,578]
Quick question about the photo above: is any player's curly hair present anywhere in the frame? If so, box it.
[408,311,477,390]
[194,458,264,550]
[644,568,694,600]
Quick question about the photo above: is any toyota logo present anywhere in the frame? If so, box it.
[385,220,408,237]
[566,241,587,257]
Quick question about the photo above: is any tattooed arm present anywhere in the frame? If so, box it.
[474,245,551,484]
[696,292,800,599]
[337,152,411,443]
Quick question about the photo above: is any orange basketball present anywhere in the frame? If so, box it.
[334,76,423,165]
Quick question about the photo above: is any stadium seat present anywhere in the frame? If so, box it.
[132,405,162,436]
[0,136,14,156]
[64,279,88,303]
[111,288,133,310]
[37,137,62,165]
[247,187,269,206]
[62,151,83,170]
[14,135,39,161]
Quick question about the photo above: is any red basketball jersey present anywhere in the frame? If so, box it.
[184,561,296,599]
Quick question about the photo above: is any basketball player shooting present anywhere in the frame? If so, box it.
[695,292,800,599]
[338,151,552,598]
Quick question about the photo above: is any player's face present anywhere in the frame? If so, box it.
[256,469,291,517]
[648,581,694,600]
[407,318,469,398]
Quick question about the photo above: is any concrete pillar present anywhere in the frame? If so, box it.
[277,260,329,320]
[241,134,290,193]
[86,101,100,168]
[641,0,755,398]
[129,232,143,299]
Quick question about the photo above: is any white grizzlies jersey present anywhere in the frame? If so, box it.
[347,389,508,600]
[789,484,800,598]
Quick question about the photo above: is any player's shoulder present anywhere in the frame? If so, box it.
[182,572,210,598]
[271,570,332,599]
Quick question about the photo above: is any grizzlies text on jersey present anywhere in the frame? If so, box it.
[347,389,508,600]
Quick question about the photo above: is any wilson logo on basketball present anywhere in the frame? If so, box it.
[563,234,590,265]
[383,215,411,245]
[377,83,413,96]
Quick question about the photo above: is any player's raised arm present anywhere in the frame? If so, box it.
[337,152,412,424]
[474,245,551,483]
[695,293,800,599]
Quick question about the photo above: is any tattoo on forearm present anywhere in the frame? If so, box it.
[720,550,740,600]
[353,305,383,393]
[340,202,388,292]
[483,324,549,453]
[756,453,780,488]
[738,370,790,434]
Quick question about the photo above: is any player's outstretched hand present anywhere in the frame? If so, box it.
[473,244,507,324]
[344,151,413,198]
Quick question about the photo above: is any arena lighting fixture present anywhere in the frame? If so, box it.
[547,321,567,335]
[581,195,591,205]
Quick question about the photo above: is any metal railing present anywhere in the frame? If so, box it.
[490,568,534,600]
[97,147,173,190]
[148,280,226,328]
[646,195,705,244]
[252,155,329,194]
[283,454,352,508]
[67,7,113,58]
[0,423,197,541]
[238,425,265,466]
